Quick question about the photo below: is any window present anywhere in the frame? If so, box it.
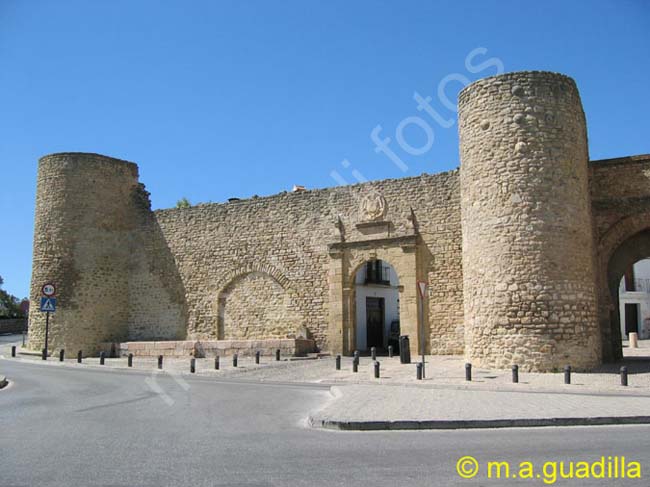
[365,260,390,285]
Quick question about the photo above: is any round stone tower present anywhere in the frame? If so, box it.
[28,153,140,355]
[458,71,601,371]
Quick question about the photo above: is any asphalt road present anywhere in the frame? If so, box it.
[1,358,649,486]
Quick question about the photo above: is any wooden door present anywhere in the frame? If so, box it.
[366,297,384,349]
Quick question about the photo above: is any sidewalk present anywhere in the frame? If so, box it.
[309,384,650,430]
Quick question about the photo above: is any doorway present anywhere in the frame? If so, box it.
[624,303,639,336]
[354,259,400,351]
[366,297,384,349]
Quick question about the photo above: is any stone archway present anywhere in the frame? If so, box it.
[214,264,301,340]
[596,211,650,360]
[327,235,421,356]
[602,229,650,361]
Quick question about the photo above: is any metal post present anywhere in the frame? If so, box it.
[353,350,359,362]
[77,350,82,363]
[44,311,50,361]
[388,345,393,358]
[564,365,571,385]
[416,362,422,380]
[190,358,196,373]
[11,345,16,358]
[59,349,65,362]
[352,358,358,373]
[275,349,280,361]
[620,366,628,386]
[370,347,376,361]
[374,361,380,379]
[255,351,260,364]
[22,330,25,347]
[158,355,163,369]
[418,288,425,379]
[233,354,238,367]
[335,354,341,370]
[128,354,133,367]
[99,351,105,365]
[215,356,220,370]
[465,363,472,381]
[512,364,519,383]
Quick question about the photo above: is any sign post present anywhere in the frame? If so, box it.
[417,280,427,379]
[40,283,57,360]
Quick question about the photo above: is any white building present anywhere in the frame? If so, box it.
[619,258,650,340]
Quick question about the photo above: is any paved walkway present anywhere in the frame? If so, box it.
[4,334,650,430]
[310,384,650,430]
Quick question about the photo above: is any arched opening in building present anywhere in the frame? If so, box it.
[617,258,650,343]
[353,259,400,352]
[606,229,650,359]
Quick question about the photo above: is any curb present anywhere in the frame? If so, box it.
[0,375,7,389]
[309,415,650,431]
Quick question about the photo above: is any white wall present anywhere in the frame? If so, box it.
[354,262,400,350]
[618,258,650,339]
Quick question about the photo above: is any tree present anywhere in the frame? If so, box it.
[0,275,23,318]
[176,197,191,209]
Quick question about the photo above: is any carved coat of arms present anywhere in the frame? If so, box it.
[359,193,387,222]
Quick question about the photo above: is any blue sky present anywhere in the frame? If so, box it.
[1,0,649,299]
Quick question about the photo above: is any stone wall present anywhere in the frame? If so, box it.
[27,71,649,370]
[27,153,186,355]
[153,170,464,355]
[102,338,315,358]
[0,319,27,334]
[459,71,601,371]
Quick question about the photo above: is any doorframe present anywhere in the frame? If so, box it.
[327,234,420,356]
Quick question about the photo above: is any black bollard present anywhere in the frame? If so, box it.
[352,358,358,373]
[335,354,341,370]
[233,354,238,367]
[512,364,519,383]
[158,355,163,370]
[255,351,260,364]
[77,350,82,363]
[59,349,65,362]
[128,353,133,367]
[374,361,380,379]
[465,363,472,381]
[370,347,377,361]
[620,366,628,387]
[399,335,411,364]
[388,345,393,358]
[42,348,47,361]
[11,345,16,357]
[416,362,423,380]
[353,350,360,363]
[215,356,220,370]
[99,351,105,365]
[564,365,571,385]
[190,358,196,373]
[276,349,281,361]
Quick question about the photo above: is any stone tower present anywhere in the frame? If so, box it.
[458,71,601,371]
[28,153,142,355]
